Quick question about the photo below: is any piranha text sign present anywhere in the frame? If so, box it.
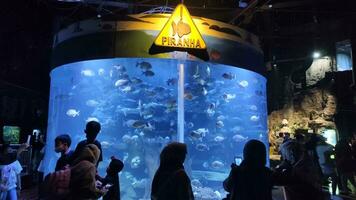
[154,4,207,50]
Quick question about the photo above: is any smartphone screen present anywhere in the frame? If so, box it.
[234,157,242,165]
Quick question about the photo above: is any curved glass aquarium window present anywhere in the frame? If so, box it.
[43,58,267,200]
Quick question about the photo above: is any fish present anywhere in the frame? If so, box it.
[186,122,194,129]
[130,156,141,169]
[122,134,132,143]
[222,93,236,102]
[206,65,211,77]
[190,128,209,140]
[232,134,248,142]
[165,99,177,113]
[132,178,148,189]
[171,20,191,38]
[216,120,224,128]
[222,72,235,80]
[231,126,242,133]
[249,105,258,111]
[206,103,216,117]
[131,77,142,84]
[184,92,194,100]
[216,115,226,121]
[81,69,95,77]
[191,179,203,188]
[238,80,249,88]
[143,102,165,109]
[142,70,155,77]
[117,100,142,116]
[166,78,177,86]
[86,117,99,123]
[66,109,80,117]
[201,87,208,96]
[120,85,133,93]
[196,143,209,151]
[98,68,105,76]
[193,65,200,79]
[202,162,209,169]
[250,115,260,121]
[143,122,155,131]
[136,61,152,71]
[211,160,224,169]
[113,64,126,72]
[114,79,129,87]
[86,99,99,107]
[214,136,225,142]
[202,162,210,169]
[101,141,112,149]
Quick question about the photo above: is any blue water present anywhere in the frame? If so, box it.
[43,58,268,200]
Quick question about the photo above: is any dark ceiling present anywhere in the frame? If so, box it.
[1,0,356,96]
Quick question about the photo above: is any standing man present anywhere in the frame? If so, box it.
[71,121,103,167]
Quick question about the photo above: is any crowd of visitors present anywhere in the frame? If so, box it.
[1,120,356,200]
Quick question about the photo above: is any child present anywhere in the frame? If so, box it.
[97,156,124,200]
[54,134,73,171]
[71,121,103,167]
[0,143,28,200]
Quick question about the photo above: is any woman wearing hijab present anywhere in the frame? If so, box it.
[151,142,194,200]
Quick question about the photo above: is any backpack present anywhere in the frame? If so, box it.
[41,167,71,199]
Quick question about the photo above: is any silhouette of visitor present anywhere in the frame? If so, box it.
[97,156,124,200]
[276,139,324,200]
[71,121,103,167]
[223,139,273,200]
[54,134,73,171]
[151,142,194,200]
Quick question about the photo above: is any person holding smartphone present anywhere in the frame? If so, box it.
[96,156,124,200]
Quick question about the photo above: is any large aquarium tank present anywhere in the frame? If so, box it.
[43,12,267,200]
[44,58,267,199]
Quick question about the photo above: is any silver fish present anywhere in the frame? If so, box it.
[196,143,209,151]
[211,160,224,169]
[81,69,95,77]
[250,115,260,122]
[238,80,249,88]
[66,109,80,117]
[114,79,129,87]
[232,134,248,142]
[216,120,224,128]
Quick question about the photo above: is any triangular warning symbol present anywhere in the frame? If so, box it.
[153,4,207,50]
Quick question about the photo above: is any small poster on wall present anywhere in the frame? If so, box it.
[3,126,21,144]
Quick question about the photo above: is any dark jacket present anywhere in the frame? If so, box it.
[223,162,273,200]
[151,142,194,200]
[72,140,103,167]
[55,150,73,171]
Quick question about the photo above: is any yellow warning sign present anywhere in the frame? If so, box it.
[154,4,207,50]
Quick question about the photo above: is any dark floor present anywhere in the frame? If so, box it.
[19,186,355,200]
